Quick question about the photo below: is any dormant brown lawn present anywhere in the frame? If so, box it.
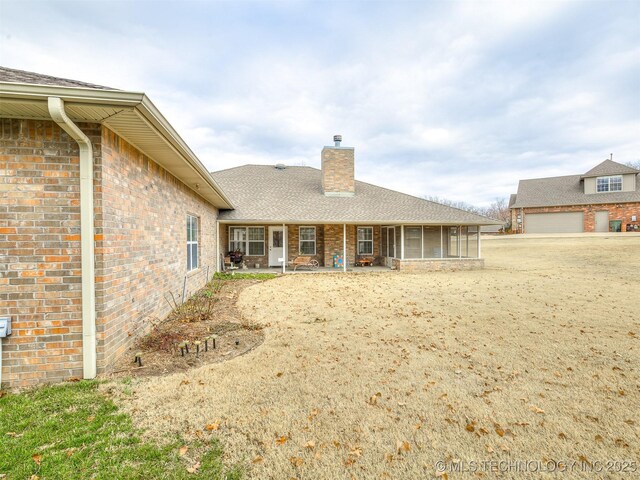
[116,235,640,479]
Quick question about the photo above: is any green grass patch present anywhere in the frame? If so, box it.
[0,381,241,479]
[213,272,277,280]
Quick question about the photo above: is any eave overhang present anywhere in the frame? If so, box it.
[0,82,233,209]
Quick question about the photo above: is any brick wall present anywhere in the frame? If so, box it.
[512,203,640,233]
[220,224,269,268]
[95,127,218,372]
[323,224,356,267]
[286,225,324,266]
[392,258,485,272]
[0,120,219,387]
[321,147,355,195]
[0,119,100,387]
[220,224,325,268]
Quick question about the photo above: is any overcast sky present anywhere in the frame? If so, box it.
[1,0,638,205]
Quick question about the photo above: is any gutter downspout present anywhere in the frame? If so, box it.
[48,97,97,380]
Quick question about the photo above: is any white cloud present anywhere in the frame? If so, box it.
[1,0,638,206]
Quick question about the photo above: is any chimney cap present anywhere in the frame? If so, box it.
[333,134,342,147]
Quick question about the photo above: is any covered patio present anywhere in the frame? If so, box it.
[217,223,483,273]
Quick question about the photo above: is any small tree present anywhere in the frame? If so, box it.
[625,160,640,170]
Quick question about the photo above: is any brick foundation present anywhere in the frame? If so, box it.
[392,258,485,272]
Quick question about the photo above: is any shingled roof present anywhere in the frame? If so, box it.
[0,66,115,90]
[212,165,500,225]
[511,169,640,209]
[581,159,639,178]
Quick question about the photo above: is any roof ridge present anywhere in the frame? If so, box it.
[519,173,583,182]
[0,65,116,90]
[211,164,317,174]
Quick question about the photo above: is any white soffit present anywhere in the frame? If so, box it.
[0,84,231,208]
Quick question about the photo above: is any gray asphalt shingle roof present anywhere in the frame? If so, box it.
[511,169,640,209]
[582,159,639,178]
[212,165,500,225]
[0,66,115,90]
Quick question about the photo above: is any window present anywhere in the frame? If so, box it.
[187,215,199,271]
[357,227,373,255]
[596,175,622,192]
[229,227,247,253]
[229,226,265,255]
[299,227,316,255]
[248,227,265,255]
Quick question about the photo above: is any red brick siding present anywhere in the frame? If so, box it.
[219,224,325,268]
[95,127,218,372]
[511,203,640,233]
[321,147,355,194]
[220,224,269,268]
[287,225,325,266]
[0,119,101,387]
[392,258,484,271]
[0,120,219,387]
[219,224,380,269]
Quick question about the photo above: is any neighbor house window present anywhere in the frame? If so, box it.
[187,215,199,271]
[357,227,373,255]
[229,226,265,255]
[299,227,316,255]
[596,175,622,192]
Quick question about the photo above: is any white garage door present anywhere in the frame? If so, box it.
[525,212,584,233]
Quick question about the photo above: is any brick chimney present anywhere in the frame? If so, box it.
[321,135,355,196]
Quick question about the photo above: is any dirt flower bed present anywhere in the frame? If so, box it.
[109,275,274,378]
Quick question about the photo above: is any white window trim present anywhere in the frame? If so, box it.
[187,214,199,272]
[299,226,317,255]
[596,175,622,193]
[228,226,265,256]
[357,226,374,255]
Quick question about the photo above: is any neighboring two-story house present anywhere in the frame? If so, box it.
[510,160,640,233]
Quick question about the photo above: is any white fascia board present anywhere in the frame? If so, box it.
[0,82,233,209]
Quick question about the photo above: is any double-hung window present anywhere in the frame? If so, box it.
[299,227,316,255]
[596,176,622,192]
[229,227,265,255]
[357,227,373,255]
[187,215,199,271]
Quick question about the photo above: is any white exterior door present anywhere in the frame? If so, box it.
[269,226,284,266]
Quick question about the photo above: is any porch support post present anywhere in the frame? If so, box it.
[282,224,286,274]
[440,225,443,258]
[400,225,404,260]
[477,225,482,258]
[215,220,220,273]
[343,223,347,272]
[458,226,462,258]
[420,225,424,259]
